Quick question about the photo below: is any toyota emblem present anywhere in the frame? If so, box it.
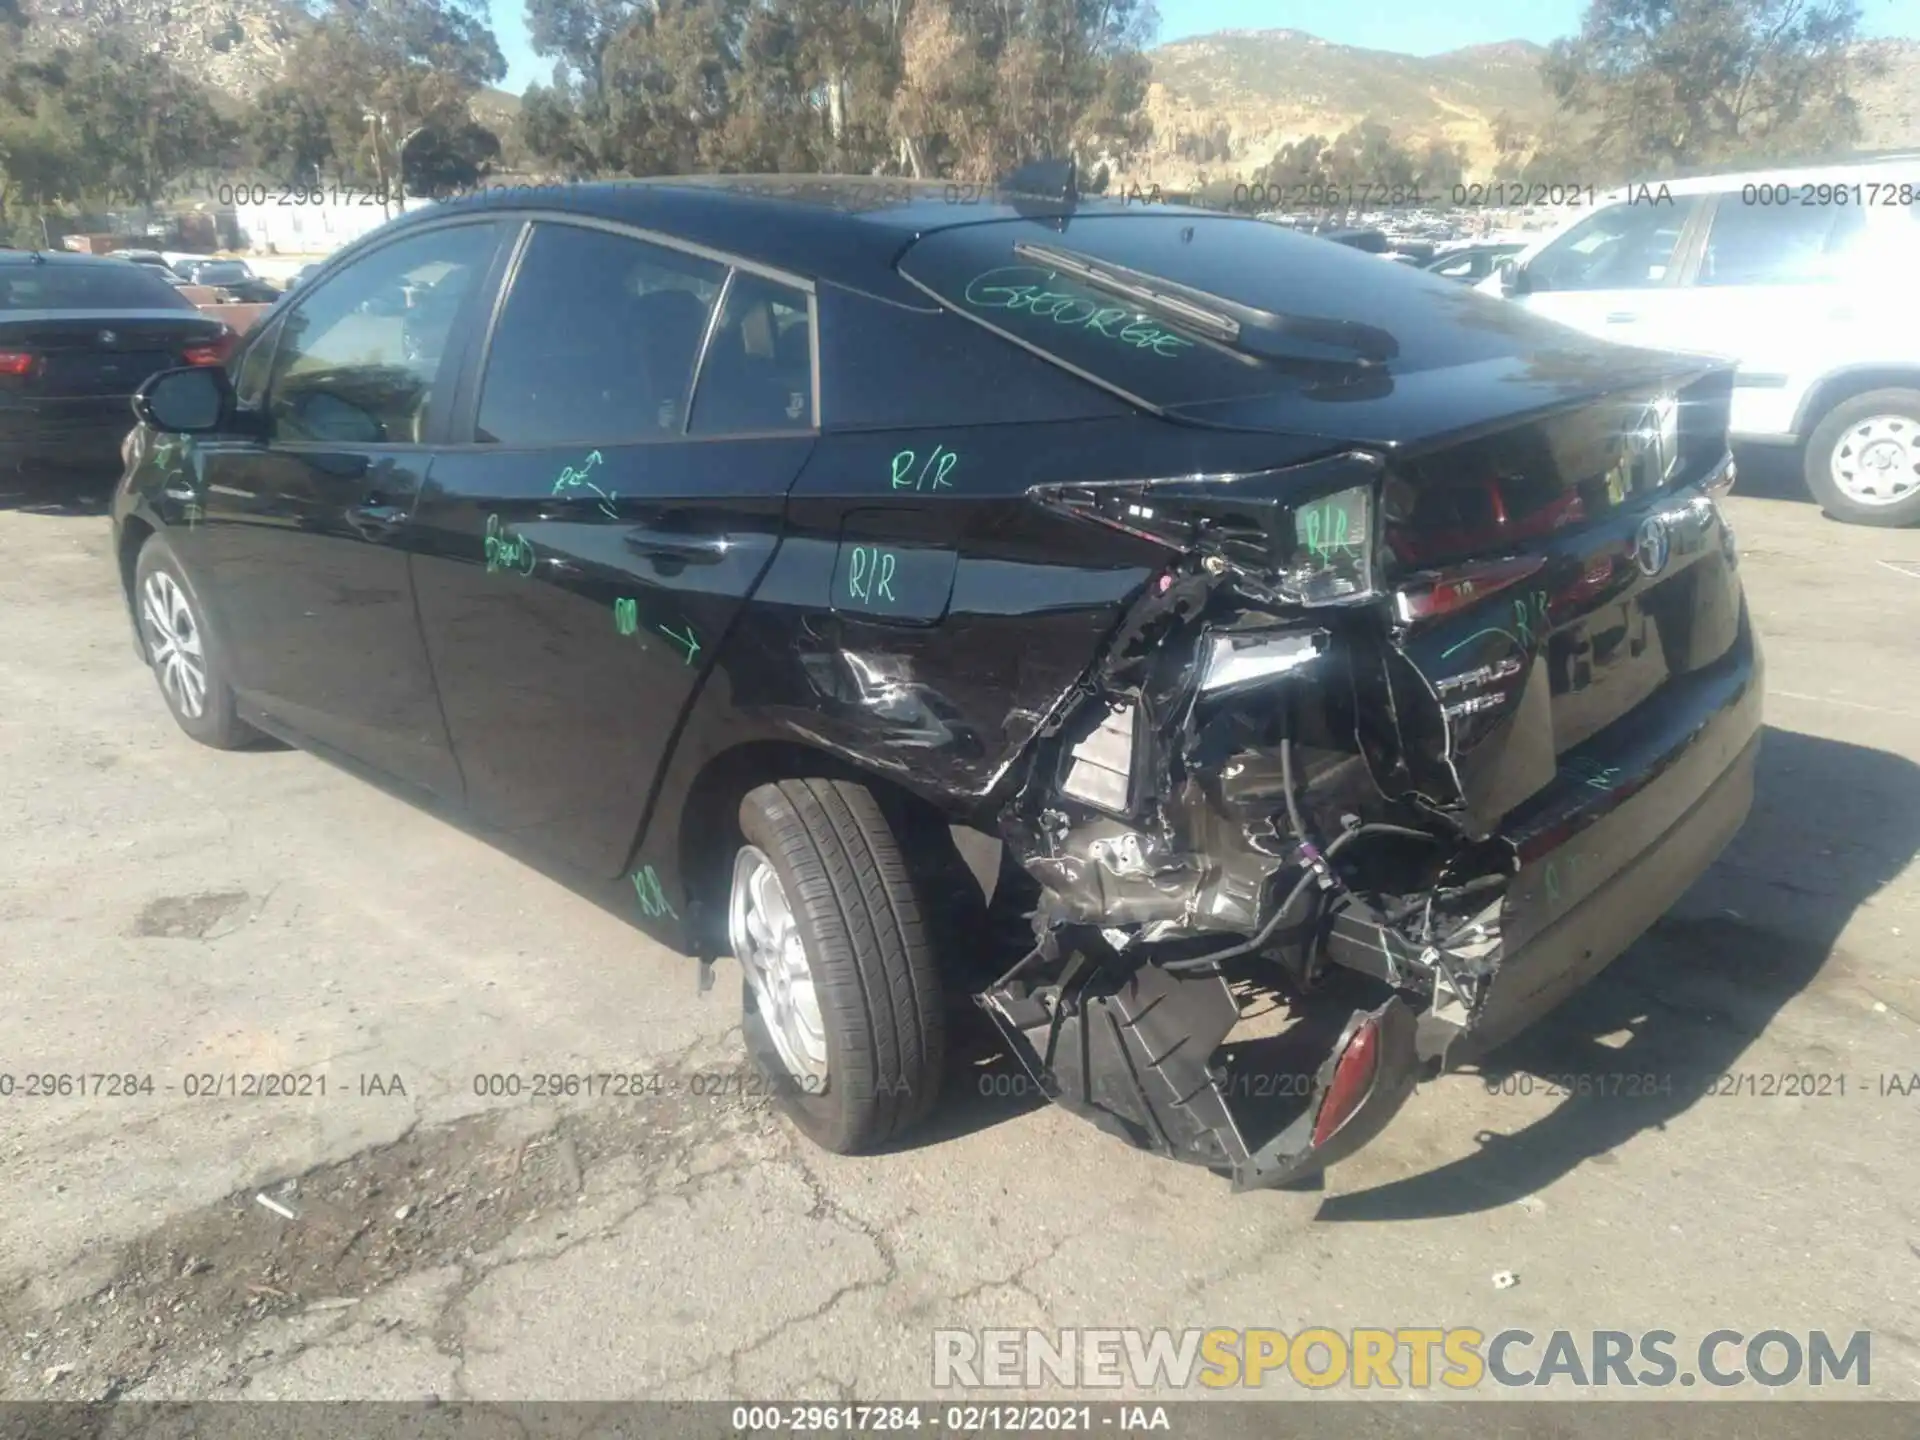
[1633,514,1671,578]
[97,329,118,345]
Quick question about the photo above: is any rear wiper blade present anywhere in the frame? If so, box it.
[1012,239,1399,365]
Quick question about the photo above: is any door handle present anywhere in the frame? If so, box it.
[346,500,406,538]
[1604,311,1638,323]
[624,527,731,563]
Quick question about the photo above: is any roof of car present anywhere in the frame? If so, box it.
[385,175,1230,293]
[1597,154,1920,200]
[0,249,155,267]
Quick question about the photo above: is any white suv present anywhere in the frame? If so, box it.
[1479,157,1920,526]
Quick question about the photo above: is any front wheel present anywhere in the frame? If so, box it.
[732,778,945,1154]
[133,533,260,749]
[1804,389,1920,527]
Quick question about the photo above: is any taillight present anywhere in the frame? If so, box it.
[181,331,234,366]
[1393,554,1547,625]
[1311,1014,1381,1147]
[1027,453,1387,609]
[0,350,34,377]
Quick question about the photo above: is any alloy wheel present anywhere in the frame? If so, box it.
[729,845,830,1085]
[140,570,208,720]
[1829,414,1920,508]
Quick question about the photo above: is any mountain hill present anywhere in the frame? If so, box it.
[1133,28,1920,186]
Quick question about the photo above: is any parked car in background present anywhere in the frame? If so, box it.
[112,176,1759,1191]
[1482,156,1920,525]
[1305,224,1392,254]
[171,258,282,304]
[1424,242,1527,284]
[0,251,235,477]
[114,251,194,289]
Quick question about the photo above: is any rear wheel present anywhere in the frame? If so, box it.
[732,778,945,1153]
[1804,388,1920,527]
[133,533,260,749]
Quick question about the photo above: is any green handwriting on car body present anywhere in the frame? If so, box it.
[891,446,958,491]
[612,595,700,665]
[961,267,1195,356]
[631,865,676,919]
[846,546,899,605]
[552,449,618,518]
[1295,496,1359,564]
[483,514,537,577]
[657,623,700,666]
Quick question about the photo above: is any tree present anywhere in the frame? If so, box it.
[515,0,1156,183]
[404,119,503,193]
[241,0,505,197]
[1544,0,1872,173]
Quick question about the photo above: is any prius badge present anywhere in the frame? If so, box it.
[1633,513,1671,577]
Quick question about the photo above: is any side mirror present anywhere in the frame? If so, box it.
[1497,257,1529,295]
[133,365,231,434]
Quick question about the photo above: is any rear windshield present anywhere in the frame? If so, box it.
[0,263,196,311]
[190,263,250,282]
[897,214,1548,410]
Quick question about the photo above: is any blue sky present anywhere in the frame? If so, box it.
[491,0,1920,93]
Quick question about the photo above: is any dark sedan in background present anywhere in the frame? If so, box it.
[1,251,235,478]
[110,175,1760,1190]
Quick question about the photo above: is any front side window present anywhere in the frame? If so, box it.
[266,223,497,446]
[688,271,814,434]
[475,223,725,446]
[1525,197,1703,292]
[1698,199,1842,286]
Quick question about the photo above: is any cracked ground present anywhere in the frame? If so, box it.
[2,452,1917,1402]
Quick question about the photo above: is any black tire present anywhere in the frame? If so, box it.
[1803,388,1920,527]
[131,532,261,749]
[735,778,945,1153]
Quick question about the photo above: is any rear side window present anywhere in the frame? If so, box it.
[688,271,814,434]
[0,263,195,311]
[476,222,724,445]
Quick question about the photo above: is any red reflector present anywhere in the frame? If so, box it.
[1311,1016,1381,1148]
[0,350,34,376]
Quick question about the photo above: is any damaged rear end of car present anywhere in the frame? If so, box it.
[898,212,1764,1189]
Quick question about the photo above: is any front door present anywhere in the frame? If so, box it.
[411,220,818,876]
[177,219,508,799]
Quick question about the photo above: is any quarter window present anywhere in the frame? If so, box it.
[1525,198,1703,292]
[266,223,497,446]
[475,223,725,446]
[688,272,814,434]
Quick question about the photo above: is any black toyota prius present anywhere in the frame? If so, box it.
[109,172,1761,1189]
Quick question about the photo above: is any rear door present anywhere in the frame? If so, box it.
[411,218,816,877]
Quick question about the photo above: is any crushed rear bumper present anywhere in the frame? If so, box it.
[980,615,1762,1190]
